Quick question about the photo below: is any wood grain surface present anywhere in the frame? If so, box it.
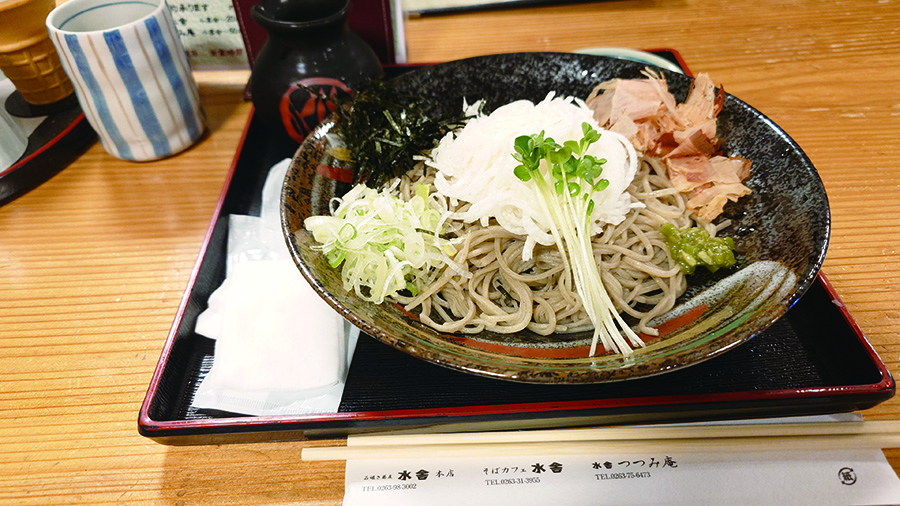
[2,0,899,503]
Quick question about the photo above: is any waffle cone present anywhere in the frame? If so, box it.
[0,0,74,105]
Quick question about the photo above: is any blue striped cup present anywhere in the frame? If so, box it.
[46,0,206,161]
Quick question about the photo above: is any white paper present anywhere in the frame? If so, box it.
[0,78,52,137]
[344,448,900,506]
[168,0,249,69]
[190,158,359,416]
[207,258,346,391]
[191,317,358,416]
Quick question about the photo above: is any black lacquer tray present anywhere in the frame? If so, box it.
[139,51,894,444]
[0,93,95,207]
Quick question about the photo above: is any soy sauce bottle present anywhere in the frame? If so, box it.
[249,0,383,147]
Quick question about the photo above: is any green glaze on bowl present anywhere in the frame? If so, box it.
[282,52,830,384]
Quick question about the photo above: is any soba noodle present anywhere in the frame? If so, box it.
[389,154,712,338]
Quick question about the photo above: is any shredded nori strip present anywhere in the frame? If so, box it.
[331,81,469,188]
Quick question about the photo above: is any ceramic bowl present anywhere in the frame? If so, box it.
[282,52,830,384]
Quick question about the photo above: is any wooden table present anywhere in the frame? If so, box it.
[3,0,899,503]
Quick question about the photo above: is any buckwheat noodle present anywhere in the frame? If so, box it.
[390,155,716,342]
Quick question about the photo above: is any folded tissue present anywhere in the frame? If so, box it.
[192,158,359,416]
[0,78,30,172]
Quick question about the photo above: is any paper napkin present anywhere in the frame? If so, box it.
[191,158,358,416]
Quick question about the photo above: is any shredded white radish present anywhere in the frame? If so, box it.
[427,92,641,260]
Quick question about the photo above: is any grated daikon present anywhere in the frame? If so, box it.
[427,93,641,260]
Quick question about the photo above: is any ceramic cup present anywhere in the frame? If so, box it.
[46,0,206,161]
[0,0,74,107]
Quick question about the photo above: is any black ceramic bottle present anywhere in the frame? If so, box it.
[249,0,383,146]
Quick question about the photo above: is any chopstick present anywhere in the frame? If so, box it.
[301,420,900,461]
